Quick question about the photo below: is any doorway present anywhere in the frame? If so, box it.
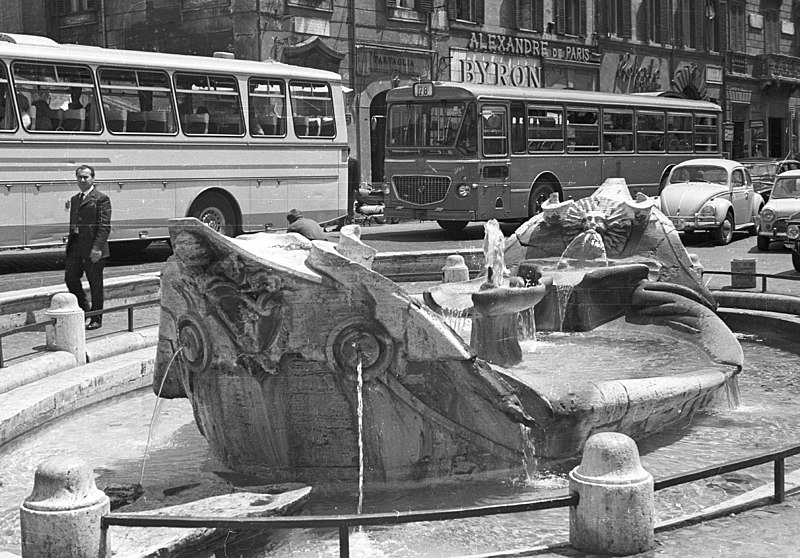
[369,91,387,185]
[769,117,784,157]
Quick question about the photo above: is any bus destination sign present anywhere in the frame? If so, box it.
[413,82,435,97]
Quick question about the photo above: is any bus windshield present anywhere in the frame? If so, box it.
[387,101,472,150]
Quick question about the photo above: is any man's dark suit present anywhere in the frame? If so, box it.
[65,188,112,322]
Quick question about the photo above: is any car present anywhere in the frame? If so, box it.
[740,157,800,201]
[786,212,800,271]
[756,170,800,251]
[659,158,764,245]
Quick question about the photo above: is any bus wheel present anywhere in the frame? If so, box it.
[437,220,468,232]
[191,193,237,236]
[527,182,558,219]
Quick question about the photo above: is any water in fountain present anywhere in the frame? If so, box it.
[517,307,537,342]
[2,336,798,556]
[139,345,184,486]
[483,219,508,287]
[554,283,574,331]
[440,306,472,341]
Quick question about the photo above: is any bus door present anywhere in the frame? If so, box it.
[479,105,512,219]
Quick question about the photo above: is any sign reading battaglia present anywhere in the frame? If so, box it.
[467,32,599,64]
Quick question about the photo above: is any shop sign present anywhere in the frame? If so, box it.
[750,120,764,129]
[451,49,541,88]
[724,122,734,142]
[613,53,666,93]
[356,48,430,78]
[466,32,599,64]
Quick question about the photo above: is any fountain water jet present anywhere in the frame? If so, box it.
[153,180,743,485]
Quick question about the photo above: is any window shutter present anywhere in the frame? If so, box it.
[622,0,632,38]
[556,0,566,34]
[515,0,522,28]
[694,2,704,49]
[386,0,397,8]
[580,0,587,36]
[87,0,97,10]
[596,0,607,35]
[660,0,671,45]
[718,1,728,52]
[447,0,457,20]
[418,0,433,13]
[57,0,66,15]
[534,0,544,31]
[476,0,485,24]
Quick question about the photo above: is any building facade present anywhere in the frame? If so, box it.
[1,0,799,187]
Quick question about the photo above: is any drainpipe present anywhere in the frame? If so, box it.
[349,0,359,174]
[99,0,107,47]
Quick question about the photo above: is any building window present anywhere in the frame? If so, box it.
[448,0,484,24]
[57,0,97,14]
[764,9,779,54]
[518,0,544,32]
[641,0,674,45]
[386,0,433,20]
[705,1,720,51]
[286,0,333,11]
[599,0,631,38]
[729,1,746,53]
[556,0,587,37]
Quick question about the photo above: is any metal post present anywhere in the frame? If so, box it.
[128,307,134,332]
[775,457,785,503]
[338,525,350,558]
[762,275,768,292]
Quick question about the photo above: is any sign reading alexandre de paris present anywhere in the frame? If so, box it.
[467,32,600,64]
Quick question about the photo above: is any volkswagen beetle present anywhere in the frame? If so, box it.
[659,158,764,245]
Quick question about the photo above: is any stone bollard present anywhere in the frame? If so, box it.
[45,293,87,365]
[442,255,470,283]
[569,432,655,555]
[20,455,110,558]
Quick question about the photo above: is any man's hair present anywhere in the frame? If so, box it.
[287,208,302,223]
[76,164,95,178]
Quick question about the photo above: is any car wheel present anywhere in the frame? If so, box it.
[713,212,734,245]
[756,233,771,251]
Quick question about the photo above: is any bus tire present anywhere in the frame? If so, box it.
[437,220,468,232]
[527,181,558,219]
[190,193,237,237]
[713,211,734,245]
[108,240,152,261]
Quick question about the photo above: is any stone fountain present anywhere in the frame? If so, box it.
[154,179,742,485]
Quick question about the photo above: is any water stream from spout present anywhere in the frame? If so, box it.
[441,306,472,341]
[140,345,184,486]
[356,354,365,518]
[555,284,574,331]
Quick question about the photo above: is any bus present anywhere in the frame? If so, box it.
[382,82,721,231]
[0,33,348,254]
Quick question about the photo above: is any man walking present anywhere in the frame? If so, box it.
[65,164,111,330]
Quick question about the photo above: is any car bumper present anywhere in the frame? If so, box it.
[667,215,718,231]
[384,207,477,222]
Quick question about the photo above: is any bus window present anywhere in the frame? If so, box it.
[566,107,599,152]
[636,110,665,152]
[527,105,564,152]
[510,101,526,154]
[289,81,336,138]
[0,64,16,131]
[249,78,286,136]
[98,68,176,134]
[694,112,718,152]
[12,61,100,132]
[481,106,507,156]
[456,103,477,155]
[666,112,692,153]
[175,73,243,136]
[602,108,633,152]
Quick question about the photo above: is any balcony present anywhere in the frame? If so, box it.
[754,54,800,87]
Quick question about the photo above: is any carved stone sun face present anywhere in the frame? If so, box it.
[583,209,607,234]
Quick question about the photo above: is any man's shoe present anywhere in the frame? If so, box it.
[86,321,102,330]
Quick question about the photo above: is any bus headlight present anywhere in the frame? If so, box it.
[382,183,391,195]
[760,208,776,223]
[699,203,716,216]
[788,224,800,240]
[456,183,471,198]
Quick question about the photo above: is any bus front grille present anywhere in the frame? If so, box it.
[393,176,451,205]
